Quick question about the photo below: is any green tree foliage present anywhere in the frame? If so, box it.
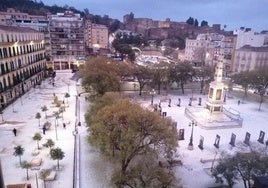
[109,19,121,33]
[35,112,41,126]
[169,62,194,94]
[13,145,24,165]
[86,94,179,187]
[43,139,55,151]
[231,71,254,97]
[41,105,48,119]
[64,92,70,104]
[21,161,32,180]
[194,19,199,27]
[81,57,123,96]
[50,147,65,169]
[151,62,170,94]
[112,32,147,61]
[186,17,194,25]
[132,65,152,95]
[39,169,51,188]
[33,133,42,150]
[201,20,208,27]
[212,152,268,188]
[0,0,78,15]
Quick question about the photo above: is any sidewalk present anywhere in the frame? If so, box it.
[0,72,78,188]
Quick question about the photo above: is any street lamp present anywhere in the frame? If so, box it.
[149,89,156,105]
[188,120,197,150]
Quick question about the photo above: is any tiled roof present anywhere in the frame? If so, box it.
[0,24,39,33]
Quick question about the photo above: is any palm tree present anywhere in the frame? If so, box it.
[21,161,32,180]
[64,93,70,105]
[59,106,65,120]
[39,169,51,188]
[53,111,60,126]
[43,139,55,152]
[13,145,24,165]
[41,105,48,119]
[35,112,41,127]
[33,133,42,150]
[50,147,65,169]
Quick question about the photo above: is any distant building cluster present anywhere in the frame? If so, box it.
[0,8,109,70]
[183,28,268,75]
[0,8,268,109]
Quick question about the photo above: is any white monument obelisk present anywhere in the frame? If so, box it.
[206,62,225,113]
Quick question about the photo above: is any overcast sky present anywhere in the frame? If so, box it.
[41,0,268,32]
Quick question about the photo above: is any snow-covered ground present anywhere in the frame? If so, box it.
[0,71,267,188]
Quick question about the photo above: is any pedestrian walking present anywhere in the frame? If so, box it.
[13,128,17,136]
[63,123,66,129]
[238,100,240,105]
[42,126,46,135]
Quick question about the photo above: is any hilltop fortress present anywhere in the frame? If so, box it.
[122,13,230,40]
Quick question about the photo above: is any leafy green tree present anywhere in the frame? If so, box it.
[35,112,41,127]
[201,20,208,27]
[169,62,194,94]
[59,106,65,119]
[194,19,199,27]
[151,62,170,94]
[13,145,24,165]
[43,139,55,152]
[21,161,32,180]
[33,133,42,150]
[186,17,194,25]
[39,169,51,188]
[41,105,48,119]
[212,152,268,188]
[132,65,152,95]
[50,147,65,169]
[53,111,60,126]
[86,95,179,187]
[109,19,121,33]
[231,71,254,98]
[81,57,121,96]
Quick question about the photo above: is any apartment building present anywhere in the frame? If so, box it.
[233,45,268,72]
[0,8,49,32]
[85,20,109,50]
[185,33,236,76]
[0,25,46,109]
[233,27,268,49]
[48,11,85,70]
[185,37,207,64]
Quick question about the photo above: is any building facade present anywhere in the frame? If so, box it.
[0,25,46,109]
[233,27,268,49]
[48,11,85,70]
[85,20,109,50]
[233,45,268,72]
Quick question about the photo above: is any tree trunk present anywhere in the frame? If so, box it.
[57,160,60,169]
[26,169,29,180]
[180,83,185,94]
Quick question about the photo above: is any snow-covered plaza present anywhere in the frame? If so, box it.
[0,71,267,188]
